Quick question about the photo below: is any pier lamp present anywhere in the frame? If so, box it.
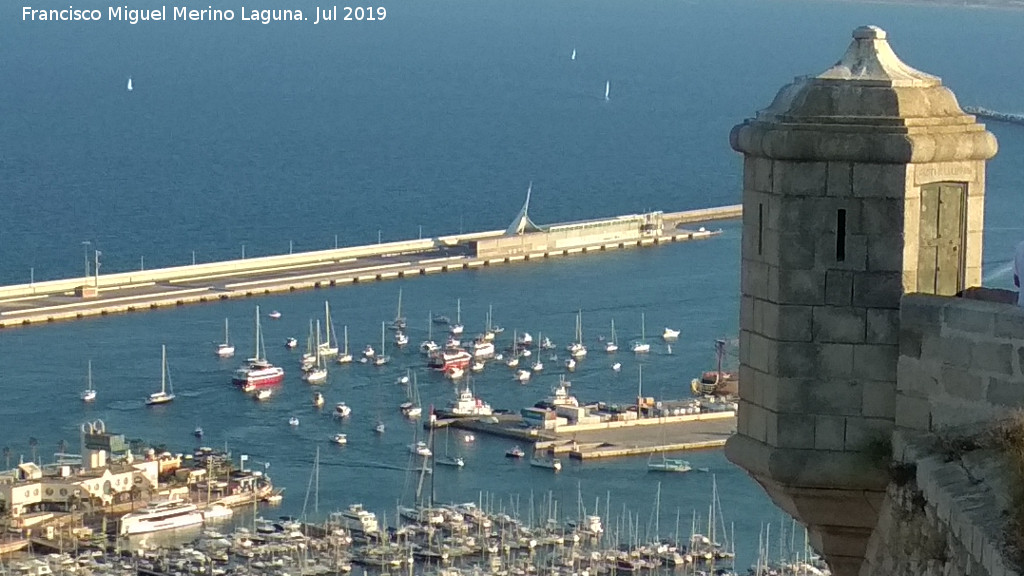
[94,250,101,287]
[81,241,91,278]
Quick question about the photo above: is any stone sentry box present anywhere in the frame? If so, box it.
[724,26,997,576]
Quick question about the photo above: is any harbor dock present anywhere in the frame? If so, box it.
[436,410,736,460]
[0,205,740,329]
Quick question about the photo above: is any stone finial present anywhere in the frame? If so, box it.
[817,25,940,87]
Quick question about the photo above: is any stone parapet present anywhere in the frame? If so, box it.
[861,428,1021,576]
[898,293,1024,432]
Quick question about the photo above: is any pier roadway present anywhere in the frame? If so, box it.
[0,204,740,328]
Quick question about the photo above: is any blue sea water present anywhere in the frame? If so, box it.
[3,0,1024,569]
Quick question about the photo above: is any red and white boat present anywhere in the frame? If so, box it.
[429,348,473,371]
[233,306,285,389]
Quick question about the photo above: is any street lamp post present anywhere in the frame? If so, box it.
[377,229,382,244]
[81,241,91,279]
[242,243,246,259]
[93,250,101,287]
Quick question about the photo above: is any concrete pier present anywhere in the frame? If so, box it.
[437,411,736,461]
[0,205,739,328]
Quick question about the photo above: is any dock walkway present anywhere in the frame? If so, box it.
[0,205,740,328]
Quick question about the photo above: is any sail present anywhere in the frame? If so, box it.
[504,181,545,236]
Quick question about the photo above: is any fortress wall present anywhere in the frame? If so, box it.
[861,430,1020,576]
[897,293,1024,432]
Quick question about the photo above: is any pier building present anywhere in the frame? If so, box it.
[725,26,1024,576]
[0,421,159,519]
[474,187,665,258]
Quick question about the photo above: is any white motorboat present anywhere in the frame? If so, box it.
[268,310,282,319]
[119,499,203,535]
[471,361,485,372]
[436,455,465,468]
[313,392,325,408]
[447,366,465,380]
[332,433,348,445]
[288,416,299,427]
[202,504,233,522]
[217,318,236,358]
[540,336,555,350]
[409,441,432,457]
[530,455,562,471]
[662,327,680,341]
[612,362,622,372]
[516,369,531,382]
[394,331,409,347]
[335,402,352,417]
[363,345,375,358]
[331,504,380,534]
[566,358,577,371]
[255,389,272,401]
[285,337,298,349]
[374,420,386,434]
[517,332,533,347]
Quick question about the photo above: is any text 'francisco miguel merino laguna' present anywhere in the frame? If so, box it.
[21,6,336,25]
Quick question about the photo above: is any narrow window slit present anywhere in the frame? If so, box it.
[836,208,847,262]
[757,203,764,256]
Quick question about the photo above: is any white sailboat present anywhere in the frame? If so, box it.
[391,288,406,330]
[531,331,545,372]
[400,373,423,419]
[450,298,464,335]
[374,321,390,366]
[571,47,576,61]
[216,318,236,358]
[337,325,353,364]
[80,360,97,402]
[420,311,439,354]
[568,310,587,358]
[632,312,651,354]
[304,320,328,384]
[146,345,175,405]
[127,77,133,92]
[435,428,465,468]
[319,301,339,358]
[605,319,619,353]
[604,81,610,101]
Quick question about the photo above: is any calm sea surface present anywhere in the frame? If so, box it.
[3,0,1024,568]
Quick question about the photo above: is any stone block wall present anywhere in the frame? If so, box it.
[860,430,1021,576]
[897,293,1024,432]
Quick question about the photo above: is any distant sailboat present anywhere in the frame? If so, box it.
[80,360,97,402]
[127,77,133,92]
[571,48,576,61]
[604,81,610,101]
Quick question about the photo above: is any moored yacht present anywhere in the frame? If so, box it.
[119,499,203,535]
[662,327,680,340]
[335,402,352,417]
[331,504,379,534]
[233,307,285,389]
[428,348,473,371]
[447,386,493,416]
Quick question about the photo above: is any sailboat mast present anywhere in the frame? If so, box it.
[254,307,261,360]
[161,345,167,394]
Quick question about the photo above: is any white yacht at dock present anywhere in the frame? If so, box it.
[119,498,203,535]
[446,386,493,417]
